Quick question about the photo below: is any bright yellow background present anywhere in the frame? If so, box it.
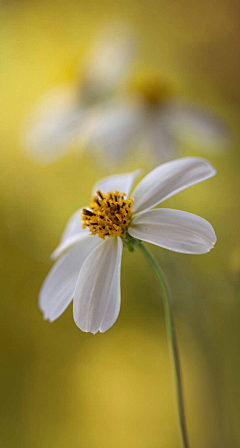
[1,1,240,447]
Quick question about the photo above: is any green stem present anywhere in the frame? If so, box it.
[138,242,190,448]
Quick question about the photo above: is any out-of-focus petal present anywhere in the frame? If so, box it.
[73,237,123,334]
[83,99,143,162]
[141,108,179,163]
[83,27,136,100]
[166,101,230,150]
[129,208,216,254]
[39,235,101,322]
[23,85,85,163]
[132,157,216,214]
[92,169,141,198]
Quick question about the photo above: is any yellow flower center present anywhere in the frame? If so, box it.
[81,190,134,239]
[129,74,172,106]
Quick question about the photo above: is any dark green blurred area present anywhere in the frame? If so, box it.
[0,0,240,447]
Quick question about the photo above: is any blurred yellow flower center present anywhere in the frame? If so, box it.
[130,75,171,106]
[81,190,134,239]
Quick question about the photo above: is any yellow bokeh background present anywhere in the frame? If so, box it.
[1,0,240,447]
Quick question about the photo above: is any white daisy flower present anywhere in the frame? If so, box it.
[39,157,217,334]
[85,75,230,163]
[23,26,135,163]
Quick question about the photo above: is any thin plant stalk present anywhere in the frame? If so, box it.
[138,242,190,448]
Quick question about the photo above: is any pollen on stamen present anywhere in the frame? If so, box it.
[81,190,134,239]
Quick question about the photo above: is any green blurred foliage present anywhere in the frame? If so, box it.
[0,0,240,447]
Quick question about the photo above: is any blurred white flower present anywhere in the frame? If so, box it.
[23,26,136,163]
[39,157,217,333]
[84,75,230,163]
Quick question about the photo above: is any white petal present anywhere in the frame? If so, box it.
[60,208,88,243]
[140,109,179,163]
[50,207,89,261]
[39,235,101,322]
[132,157,216,214]
[23,85,85,163]
[51,233,89,261]
[83,26,135,99]
[129,208,216,254]
[167,101,230,150]
[73,237,123,334]
[92,169,141,198]
[84,99,143,162]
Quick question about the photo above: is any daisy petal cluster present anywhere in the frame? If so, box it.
[23,27,229,167]
[85,93,229,164]
[23,26,135,163]
[39,157,217,334]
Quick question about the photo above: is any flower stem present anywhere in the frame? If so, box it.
[138,242,190,448]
